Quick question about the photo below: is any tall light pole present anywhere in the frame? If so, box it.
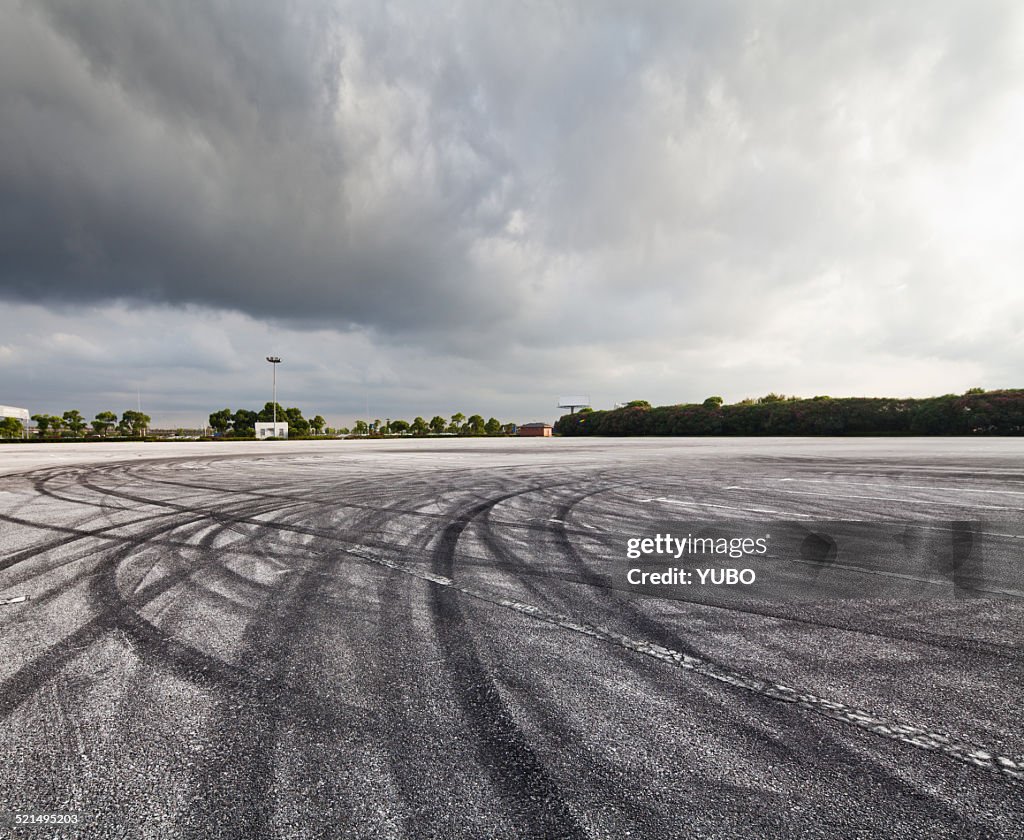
[266,356,281,431]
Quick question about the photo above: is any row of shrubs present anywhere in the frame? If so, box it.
[553,390,1024,436]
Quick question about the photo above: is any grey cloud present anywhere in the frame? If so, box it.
[1,0,520,332]
[2,1,1023,417]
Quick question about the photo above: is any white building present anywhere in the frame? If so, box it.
[0,405,30,422]
[1,405,30,439]
[255,421,288,439]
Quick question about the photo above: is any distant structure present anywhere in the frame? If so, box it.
[1,405,30,439]
[517,422,553,437]
[255,421,288,440]
[266,355,282,432]
[558,394,590,414]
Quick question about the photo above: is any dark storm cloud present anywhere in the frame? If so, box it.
[2,1,1023,422]
[0,0,526,331]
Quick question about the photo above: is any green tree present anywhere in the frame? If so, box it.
[625,400,651,409]
[92,411,118,436]
[257,402,286,423]
[429,416,446,434]
[209,408,233,435]
[310,415,326,435]
[449,412,465,434]
[232,409,257,436]
[32,414,64,437]
[284,407,309,436]
[121,410,150,437]
[411,416,428,436]
[484,417,502,435]
[62,410,86,436]
[390,419,410,434]
[0,417,23,438]
[466,414,485,435]
[353,419,369,436]
[702,396,724,408]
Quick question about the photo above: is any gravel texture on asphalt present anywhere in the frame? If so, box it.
[0,438,1022,839]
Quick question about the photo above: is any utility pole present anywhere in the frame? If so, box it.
[266,356,281,432]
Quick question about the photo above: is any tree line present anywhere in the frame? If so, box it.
[209,406,509,438]
[553,389,1024,436]
[0,410,152,439]
[351,413,508,436]
[209,403,325,437]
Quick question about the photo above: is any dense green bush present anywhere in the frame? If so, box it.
[554,390,1024,436]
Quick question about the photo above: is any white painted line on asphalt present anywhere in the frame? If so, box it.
[0,594,29,605]
[774,478,1024,497]
[731,486,1021,511]
[905,523,1024,541]
[341,545,1024,784]
[784,558,1024,599]
[642,497,814,518]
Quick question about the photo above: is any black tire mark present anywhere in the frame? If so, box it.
[429,488,589,840]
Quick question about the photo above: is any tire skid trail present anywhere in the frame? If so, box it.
[76,493,383,839]
[361,484,474,836]
[443,478,707,831]
[0,506,312,611]
[354,539,1024,785]
[546,474,1024,662]
[549,491,986,830]
[0,509,187,574]
[179,509,346,839]
[2,483,333,725]
[339,474,575,835]
[341,475,564,835]
[2,479,277,694]
[4,451,1023,837]
[0,464,315,599]
[468,476,618,616]
[554,487,1024,783]
[479,482,826,802]
[418,548,1024,663]
[427,485,590,840]
[174,492,405,838]
[0,509,216,722]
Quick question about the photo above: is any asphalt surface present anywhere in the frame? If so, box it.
[0,438,1022,839]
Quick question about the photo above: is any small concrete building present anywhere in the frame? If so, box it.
[0,405,30,422]
[1,405,30,438]
[517,422,552,437]
[255,421,288,439]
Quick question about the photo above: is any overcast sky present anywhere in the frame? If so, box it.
[2,1,1023,427]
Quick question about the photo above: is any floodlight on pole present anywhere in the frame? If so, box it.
[266,356,281,431]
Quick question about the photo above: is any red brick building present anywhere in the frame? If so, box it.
[517,422,553,437]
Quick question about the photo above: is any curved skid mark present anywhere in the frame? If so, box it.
[348,544,1024,785]
[429,486,590,839]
